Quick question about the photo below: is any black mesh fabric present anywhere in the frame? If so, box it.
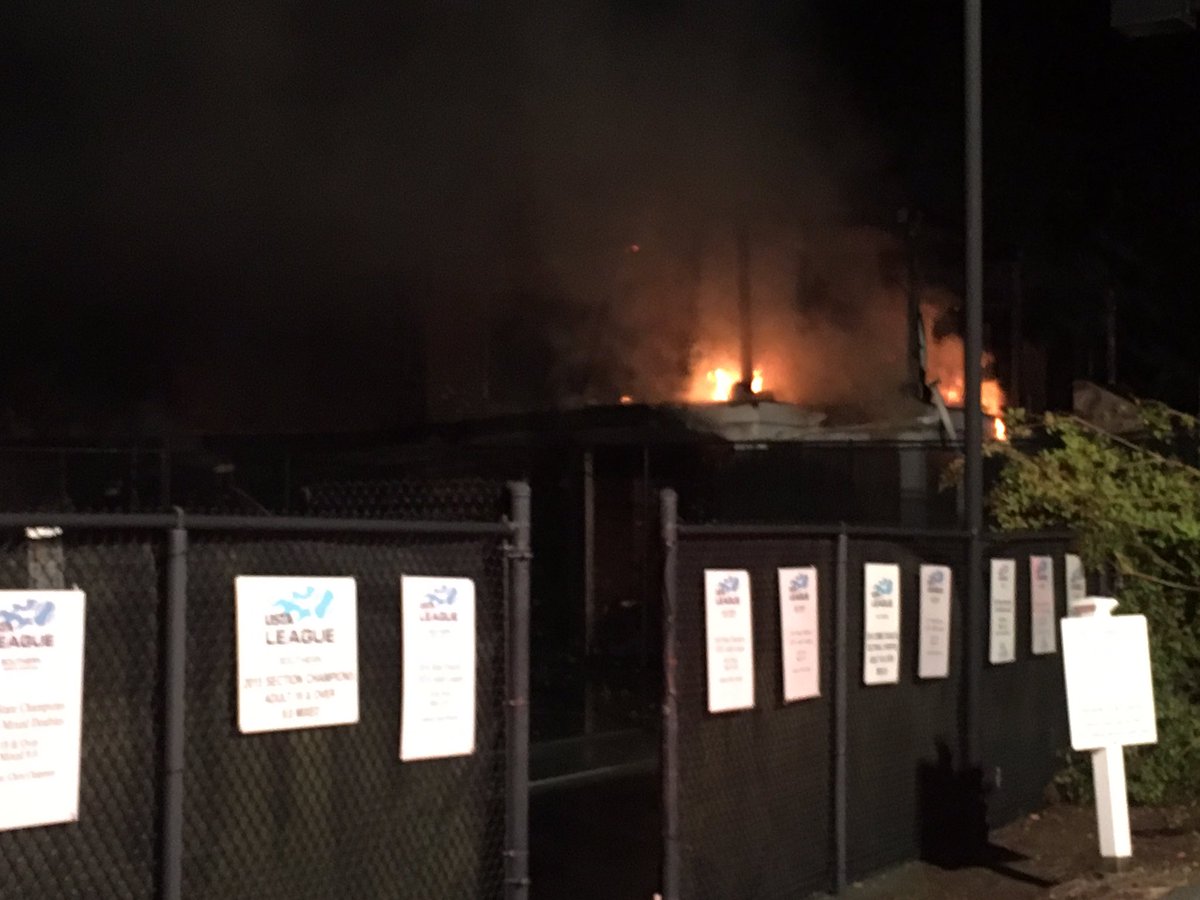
[181,532,508,900]
[0,531,162,898]
[666,526,1074,898]
[673,537,835,900]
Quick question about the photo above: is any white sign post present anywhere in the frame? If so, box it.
[863,563,901,685]
[0,590,86,832]
[236,576,359,734]
[1029,556,1057,655]
[989,559,1017,664]
[400,576,477,761]
[703,570,755,713]
[777,567,820,702]
[918,565,952,679]
[1061,597,1157,863]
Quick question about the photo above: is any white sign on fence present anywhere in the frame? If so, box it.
[1061,614,1157,752]
[1065,553,1087,604]
[1030,555,1057,655]
[400,576,477,761]
[777,566,820,702]
[863,563,901,685]
[989,558,1017,664]
[918,565,952,679]
[236,576,359,734]
[704,569,755,713]
[0,589,86,832]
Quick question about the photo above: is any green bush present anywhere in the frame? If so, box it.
[989,404,1200,804]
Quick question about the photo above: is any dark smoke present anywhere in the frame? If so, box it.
[2,1,895,435]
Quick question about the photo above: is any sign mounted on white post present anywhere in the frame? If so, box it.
[1030,556,1057,655]
[918,565,952,679]
[0,590,86,833]
[704,570,755,713]
[400,576,477,761]
[236,576,359,734]
[989,559,1017,664]
[1061,600,1157,862]
[863,563,901,685]
[777,566,820,702]
[1065,553,1087,604]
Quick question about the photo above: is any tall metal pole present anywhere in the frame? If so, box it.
[832,532,849,894]
[505,482,532,900]
[660,489,681,900]
[161,513,188,900]
[963,0,986,769]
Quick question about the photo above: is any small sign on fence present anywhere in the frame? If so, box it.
[0,589,86,833]
[1030,556,1057,655]
[918,565,952,679]
[777,566,820,701]
[989,559,1017,664]
[400,576,477,761]
[235,576,360,734]
[863,563,901,685]
[1065,553,1087,604]
[704,569,755,712]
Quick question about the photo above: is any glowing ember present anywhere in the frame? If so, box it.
[994,417,1007,442]
[619,394,633,405]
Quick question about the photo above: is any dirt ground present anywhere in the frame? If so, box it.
[852,803,1200,900]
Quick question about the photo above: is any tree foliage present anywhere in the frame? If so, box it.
[988,403,1200,804]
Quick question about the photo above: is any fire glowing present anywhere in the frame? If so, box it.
[688,365,764,402]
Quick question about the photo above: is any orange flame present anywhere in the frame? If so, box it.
[688,364,764,402]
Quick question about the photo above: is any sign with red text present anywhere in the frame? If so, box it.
[704,570,755,712]
[236,576,359,734]
[777,567,820,701]
[918,565,952,679]
[989,559,1017,664]
[863,563,901,685]
[1030,556,1057,655]
[400,576,476,761]
[0,590,85,832]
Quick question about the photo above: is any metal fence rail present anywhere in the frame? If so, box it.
[0,480,531,900]
[659,489,1074,900]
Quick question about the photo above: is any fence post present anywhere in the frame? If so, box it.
[832,531,849,894]
[161,511,187,900]
[505,482,532,900]
[660,489,680,900]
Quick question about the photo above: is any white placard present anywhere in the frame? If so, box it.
[1030,556,1057,655]
[863,563,901,685]
[918,565,952,679]
[1061,615,1157,751]
[0,590,86,832]
[989,559,1017,664]
[400,576,477,761]
[704,570,755,713]
[777,567,820,702]
[1065,553,1087,604]
[236,577,359,734]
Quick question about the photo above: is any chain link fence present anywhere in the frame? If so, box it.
[660,490,1074,900]
[0,478,530,900]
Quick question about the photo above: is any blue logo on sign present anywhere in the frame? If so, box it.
[716,575,740,595]
[790,572,810,592]
[422,585,458,609]
[1035,558,1050,580]
[871,578,894,599]
[0,598,55,630]
[273,586,334,621]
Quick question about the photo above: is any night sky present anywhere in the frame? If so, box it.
[3,1,1198,435]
